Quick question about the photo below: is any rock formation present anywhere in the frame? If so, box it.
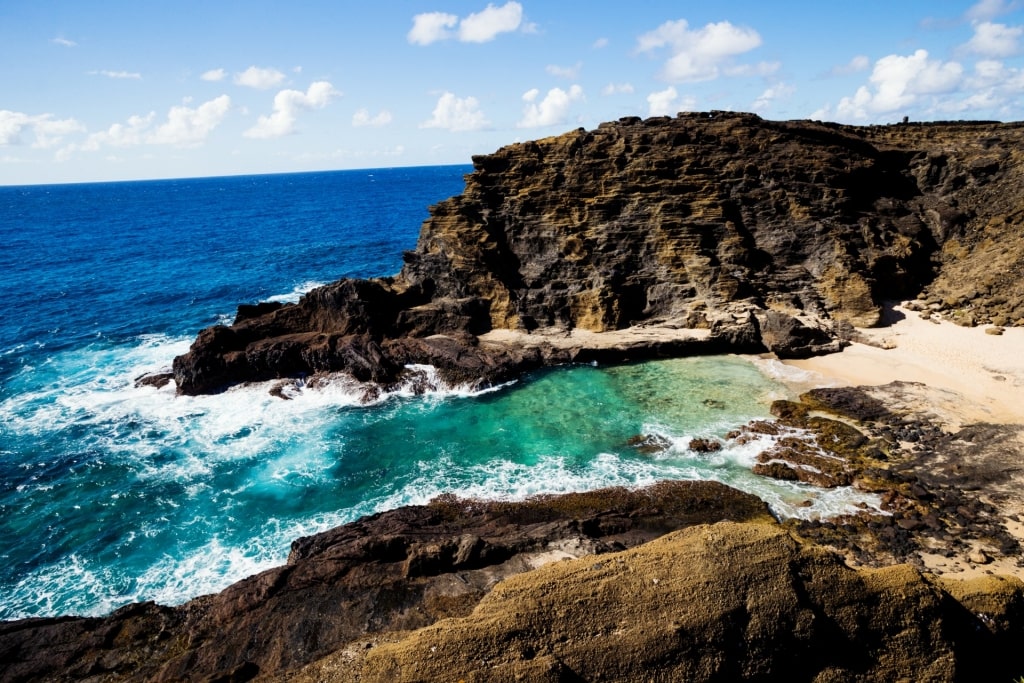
[0,481,771,682]
[171,112,1024,396]
[4,479,1024,683]
[17,114,1024,680]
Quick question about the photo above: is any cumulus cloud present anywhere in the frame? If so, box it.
[593,37,609,49]
[546,62,582,79]
[149,95,232,146]
[235,66,286,89]
[51,37,76,47]
[636,19,763,83]
[58,95,232,159]
[646,86,696,116]
[420,92,490,131]
[201,68,227,82]
[0,110,85,148]
[517,85,583,128]
[245,81,340,138]
[352,108,393,127]
[601,82,635,96]
[408,11,458,45]
[460,2,523,42]
[964,21,1023,56]
[822,50,965,121]
[408,2,524,45]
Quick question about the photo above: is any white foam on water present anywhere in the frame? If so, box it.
[751,357,835,388]
[624,421,885,521]
[264,280,327,304]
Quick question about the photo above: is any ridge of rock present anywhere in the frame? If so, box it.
[0,481,771,682]
[172,112,1024,395]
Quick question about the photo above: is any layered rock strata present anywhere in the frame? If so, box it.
[172,113,1024,395]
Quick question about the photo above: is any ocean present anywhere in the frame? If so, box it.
[0,166,872,620]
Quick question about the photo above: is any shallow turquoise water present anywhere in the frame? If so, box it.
[0,168,875,620]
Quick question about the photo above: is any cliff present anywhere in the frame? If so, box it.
[171,112,1024,396]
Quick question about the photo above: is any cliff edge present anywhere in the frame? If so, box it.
[171,112,1024,396]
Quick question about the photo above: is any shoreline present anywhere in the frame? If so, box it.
[780,304,1024,427]
[773,303,1024,581]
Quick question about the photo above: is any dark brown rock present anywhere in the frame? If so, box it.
[0,481,771,683]
[173,113,1024,396]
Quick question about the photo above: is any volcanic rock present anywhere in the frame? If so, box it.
[173,113,1024,395]
[0,481,771,683]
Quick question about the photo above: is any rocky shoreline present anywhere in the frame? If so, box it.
[167,112,1024,399]
[3,384,1024,681]
[8,112,1024,680]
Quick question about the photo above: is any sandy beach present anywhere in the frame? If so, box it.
[782,305,1024,427]
[779,304,1024,580]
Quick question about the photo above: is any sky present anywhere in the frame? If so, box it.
[2,0,1024,185]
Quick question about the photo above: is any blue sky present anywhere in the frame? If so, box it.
[2,0,1023,185]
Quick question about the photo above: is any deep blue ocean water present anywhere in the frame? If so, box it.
[0,167,874,620]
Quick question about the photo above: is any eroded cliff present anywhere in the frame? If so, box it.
[171,112,1024,396]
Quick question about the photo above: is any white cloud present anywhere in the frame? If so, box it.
[51,37,76,47]
[58,95,232,159]
[966,0,1020,21]
[459,2,523,42]
[636,19,764,83]
[149,95,232,146]
[964,21,1023,57]
[752,83,796,112]
[409,2,524,45]
[235,66,286,90]
[201,68,227,82]
[245,81,340,138]
[601,82,635,96]
[831,49,964,120]
[0,110,85,148]
[829,55,870,77]
[517,85,583,128]
[352,108,393,127]
[646,86,696,116]
[420,92,490,131]
[408,11,458,45]
[69,113,155,157]
[593,37,609,49]
[546,62,582,79]
[90,70,142,80]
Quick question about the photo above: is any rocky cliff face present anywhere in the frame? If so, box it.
[171,112,1024,396]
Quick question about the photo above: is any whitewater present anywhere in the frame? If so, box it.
[0,167,876,620]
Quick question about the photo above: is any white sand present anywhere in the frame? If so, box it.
[782,306,1024,426]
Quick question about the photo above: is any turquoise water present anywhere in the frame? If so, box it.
[0,168,871,620]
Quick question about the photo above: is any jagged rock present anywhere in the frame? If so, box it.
[0,481,771,683]
[173,113,1024,395]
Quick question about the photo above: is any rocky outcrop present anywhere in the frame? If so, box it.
[348,523,1024,683]
[172,113,1024,395]
[0,481,772,683]
[6,481,1024,682]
